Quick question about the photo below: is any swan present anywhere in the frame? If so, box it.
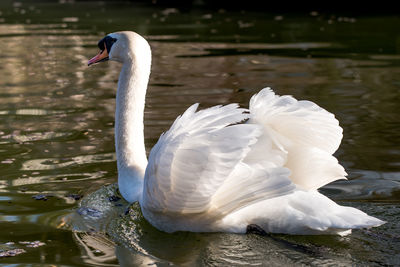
[87,31,384,235]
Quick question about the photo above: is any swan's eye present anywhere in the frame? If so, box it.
[97,41,105,51]
[97,36,117,54]
[105,37,117,53]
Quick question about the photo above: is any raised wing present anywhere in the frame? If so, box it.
[142,103,294,219]
[248,88,347,190]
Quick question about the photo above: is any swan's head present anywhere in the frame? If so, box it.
[88,31,151,66]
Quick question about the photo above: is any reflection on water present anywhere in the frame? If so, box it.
[0,0,399,266]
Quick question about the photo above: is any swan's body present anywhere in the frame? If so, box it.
[88,31,384,235]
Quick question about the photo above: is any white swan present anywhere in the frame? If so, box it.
[88,31,384,235]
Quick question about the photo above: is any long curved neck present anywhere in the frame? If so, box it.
[115,48,151,203]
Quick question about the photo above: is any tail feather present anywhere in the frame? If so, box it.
[285,190,385,234]
[221,189,385,235]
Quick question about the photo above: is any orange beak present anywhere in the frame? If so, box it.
[88,48,109,66]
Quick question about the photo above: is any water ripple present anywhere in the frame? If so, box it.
[20,152,115,171]
[12,131,74,143]
[10,172,107,187]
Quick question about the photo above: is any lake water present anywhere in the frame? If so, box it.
[0,1,399,266]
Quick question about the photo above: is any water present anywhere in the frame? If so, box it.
[0,1,399,266]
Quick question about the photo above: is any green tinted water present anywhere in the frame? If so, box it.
[0,1,399,266]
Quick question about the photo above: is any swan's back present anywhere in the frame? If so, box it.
[142,102,294,232]
[141,88,384,234]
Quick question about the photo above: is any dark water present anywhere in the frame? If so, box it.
[0,1,399,266]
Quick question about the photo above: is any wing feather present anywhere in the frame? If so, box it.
[248,88,346,190]
[142,104,262,215]
[211,164,294,217]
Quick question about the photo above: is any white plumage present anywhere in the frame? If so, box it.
[88,31,384,235]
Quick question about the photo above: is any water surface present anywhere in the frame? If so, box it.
[0,1,399,266]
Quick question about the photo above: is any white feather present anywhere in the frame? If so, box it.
[220,189,384,235]
[248,87,346,190]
